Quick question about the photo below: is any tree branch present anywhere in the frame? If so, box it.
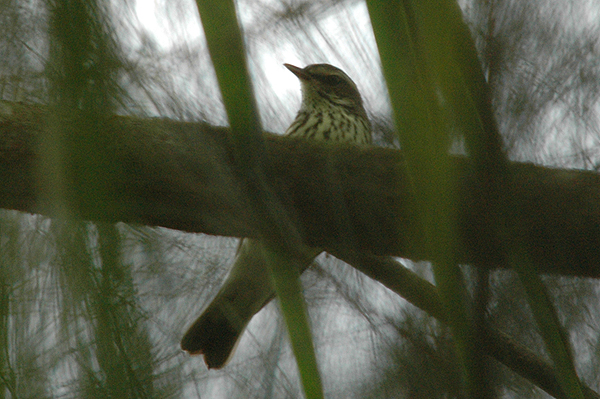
[2,101,599,277]
[1,101,599,397]
[332,252,599,399]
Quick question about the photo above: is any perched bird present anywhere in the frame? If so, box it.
[181,63,372,369]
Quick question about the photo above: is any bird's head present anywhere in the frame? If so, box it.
[284,63,367,119]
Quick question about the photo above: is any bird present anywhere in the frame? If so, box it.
[180,63,372,369]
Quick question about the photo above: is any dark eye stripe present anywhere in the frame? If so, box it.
[318,75,345,86]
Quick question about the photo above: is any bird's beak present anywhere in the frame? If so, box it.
[284,63,310,81]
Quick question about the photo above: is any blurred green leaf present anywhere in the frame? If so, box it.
[367,1,585,397]
[366,1,478,395]
[193,1,323,397]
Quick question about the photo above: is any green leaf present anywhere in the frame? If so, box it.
[366,1,485,396]
[193,1,324,397]
[367,1,585,397]
[407,1,586,397]
[262,244,324,399]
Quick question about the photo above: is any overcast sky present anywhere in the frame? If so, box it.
[131,0,390,134]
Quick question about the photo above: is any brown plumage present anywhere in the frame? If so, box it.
[181,63,372,369]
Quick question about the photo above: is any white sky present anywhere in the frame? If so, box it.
[131,0,390,133]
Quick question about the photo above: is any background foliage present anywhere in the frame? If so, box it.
[1,0,600,397]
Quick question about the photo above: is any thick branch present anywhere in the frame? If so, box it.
[334,253,599,399]
[2,101,599,278]
[2,101,599,397]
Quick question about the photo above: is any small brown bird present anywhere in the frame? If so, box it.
[181,63,372,368]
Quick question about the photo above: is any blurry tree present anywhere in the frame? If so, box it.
[0,0,600,398]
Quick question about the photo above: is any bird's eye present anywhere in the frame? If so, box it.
[320,75,344,86]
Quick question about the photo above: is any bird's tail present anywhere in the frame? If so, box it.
[181,239,321,369]
[181,239,274,368]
